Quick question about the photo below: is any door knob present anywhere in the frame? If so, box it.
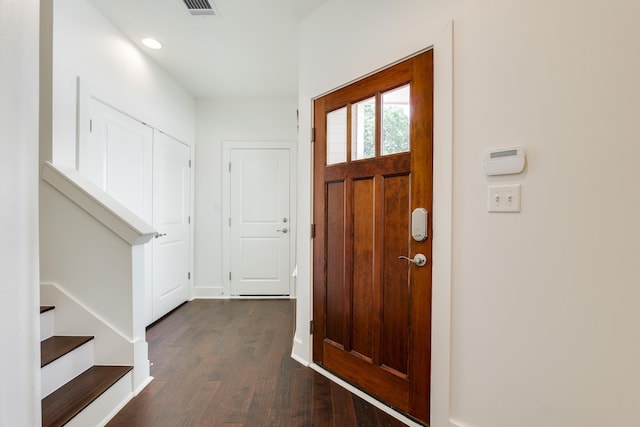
[276,228,288,234]
[154,232,167,239]
[398,253,427,266]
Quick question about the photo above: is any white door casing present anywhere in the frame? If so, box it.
[223,143,292,296]
[152,130,191,320]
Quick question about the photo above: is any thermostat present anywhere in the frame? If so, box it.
[483,147,526,176]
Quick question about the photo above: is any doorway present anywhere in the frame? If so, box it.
[312,51,433,424]
[223,142,294,296]
[151,130,192,321]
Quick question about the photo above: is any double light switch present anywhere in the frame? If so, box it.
[488,184,521,213]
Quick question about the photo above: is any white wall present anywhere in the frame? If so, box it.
[0,0,41,425]
[194,97,297,296]
[298,1,640,426]
[52,0,196,169]
[51,0,196,327]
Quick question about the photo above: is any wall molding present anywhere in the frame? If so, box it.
[41,161,156,245]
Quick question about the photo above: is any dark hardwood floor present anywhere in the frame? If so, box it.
[107,299,409,427]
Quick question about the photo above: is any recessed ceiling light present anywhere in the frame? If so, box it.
[142,38,162,50]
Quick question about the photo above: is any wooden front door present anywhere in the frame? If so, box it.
[313,51,433,424]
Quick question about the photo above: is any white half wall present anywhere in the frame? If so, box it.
[194,97,298,297]
[0,0,41,425]
[52,0,195,169]
[298,0,640,426]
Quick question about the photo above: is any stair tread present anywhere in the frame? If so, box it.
[41,336,94,367]
[40,306,55,314]
[41,365,132,427]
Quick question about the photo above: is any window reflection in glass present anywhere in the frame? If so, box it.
[382,85,410,156]
[326,107,347,165]
[351,97,376,160]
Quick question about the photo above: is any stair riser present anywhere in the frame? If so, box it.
[40,310,55,341]
[41,341,94,398]
[64,371,133,427]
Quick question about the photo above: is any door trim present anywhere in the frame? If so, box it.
[429,21,454,427]
[222,140,297,298]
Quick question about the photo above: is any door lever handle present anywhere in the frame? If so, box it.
[154,233,167,239]
[398,253,427,267]
[276,228,288,234]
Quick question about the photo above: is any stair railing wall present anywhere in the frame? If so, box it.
[40,161,155,393]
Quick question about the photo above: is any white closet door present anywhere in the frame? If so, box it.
[229,148,290,296]
[81,99,153,223]
[152,131,191,321]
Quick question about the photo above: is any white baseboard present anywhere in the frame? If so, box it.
[192,286,226,298]
[290,350,309,367]
[192,291,295,300]
[134,375,154,395]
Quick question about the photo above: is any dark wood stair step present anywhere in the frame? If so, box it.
[42,365,132,427]
[41,336,94,367]
[40,306,55,314]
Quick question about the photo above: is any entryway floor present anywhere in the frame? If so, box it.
[107,299,409,427]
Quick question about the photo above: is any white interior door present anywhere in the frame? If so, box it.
[229,148,290,296]
[152,131,191,320]
[81,98,152,222]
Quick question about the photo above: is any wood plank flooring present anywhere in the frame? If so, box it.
[107,299,409,427]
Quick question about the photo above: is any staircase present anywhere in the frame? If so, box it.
[40,305,133,427]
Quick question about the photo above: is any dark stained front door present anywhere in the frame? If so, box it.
[312,50,434,424]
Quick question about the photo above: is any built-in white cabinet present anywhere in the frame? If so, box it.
[79,98,191,324]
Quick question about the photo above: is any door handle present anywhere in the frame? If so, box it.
[154,232,167,239]
[276,228,288,234]
[398,253,427,267]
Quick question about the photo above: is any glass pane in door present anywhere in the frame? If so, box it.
[351,97,376,160]
[382,84,410,156]
[327,107,347,165]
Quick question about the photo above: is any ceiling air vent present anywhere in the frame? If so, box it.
[183,0,219,16]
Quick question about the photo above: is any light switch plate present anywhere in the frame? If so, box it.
[488,184,521,213]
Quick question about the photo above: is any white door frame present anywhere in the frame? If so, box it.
[222,141,297,298]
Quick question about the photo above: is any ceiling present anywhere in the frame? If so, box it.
[85,0,327,99]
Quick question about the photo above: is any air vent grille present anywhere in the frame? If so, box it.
[183,0,218,16]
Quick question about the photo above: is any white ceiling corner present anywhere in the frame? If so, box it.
[83,0,328,99]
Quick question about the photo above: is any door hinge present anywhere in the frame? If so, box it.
[311,127,315,143]
[229,272,231,281]
[228,162,231,172]
[310,320,315,334]
[188,216,191,224]
[189,159,192,168]
[89,119,93,133]
[188,272,191,280]
[311,224,316,239]
[228,217,231,227]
